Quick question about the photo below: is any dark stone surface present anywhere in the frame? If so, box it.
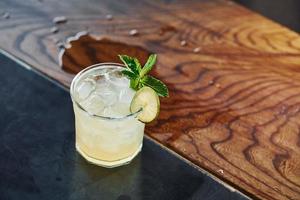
[0,53,247,200]
[234,0,300,33]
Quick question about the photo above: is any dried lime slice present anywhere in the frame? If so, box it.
[130,87,160,123]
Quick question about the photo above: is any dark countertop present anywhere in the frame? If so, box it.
[0,53,247,200]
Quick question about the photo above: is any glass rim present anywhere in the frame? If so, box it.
[70,62,142,121]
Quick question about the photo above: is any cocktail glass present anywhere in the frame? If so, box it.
[70,63,145,168]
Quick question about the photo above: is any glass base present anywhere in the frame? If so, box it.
[76,144,142,168]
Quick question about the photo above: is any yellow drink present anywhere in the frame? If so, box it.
[70,64,145,168]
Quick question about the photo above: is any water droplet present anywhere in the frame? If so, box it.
[193,47,201,53]
[56,42,65,49]
[2,12,10,19]
[50,27,59,34]
[129,29,138,36]
[53,16,67,24]
[180,40,187,46]
[215,83,221,88]
[105,14,113,20]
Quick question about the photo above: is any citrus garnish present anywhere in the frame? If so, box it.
[130,87,160,122]
[119,54,168,122]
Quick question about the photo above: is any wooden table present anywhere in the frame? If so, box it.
[1,0,300,199]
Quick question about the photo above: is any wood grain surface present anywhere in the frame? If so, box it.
[1,0,300,199]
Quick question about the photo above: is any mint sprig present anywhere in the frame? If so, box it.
[119,54,169,97]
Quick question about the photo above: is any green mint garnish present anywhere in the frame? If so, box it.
[119,54,169,97]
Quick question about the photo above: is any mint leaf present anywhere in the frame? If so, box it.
[134,58,142,73]
[122,70,138,80]
[141,75,169,97]
[118,54,169,97]
[130,78,139,89]
[122,70,139,90]
[118,55,140,74]
[140,54,156,78]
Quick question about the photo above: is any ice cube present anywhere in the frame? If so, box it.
[77,68,133,117]
[109,69,123,78]
[80,93,105,115]
[91,73,118,106]
[76,79,96,101]
[111,76,129,88]
[119,87,135,103]
[95,74,110,91]
[108,70,129,88]
[97,88,118,106]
